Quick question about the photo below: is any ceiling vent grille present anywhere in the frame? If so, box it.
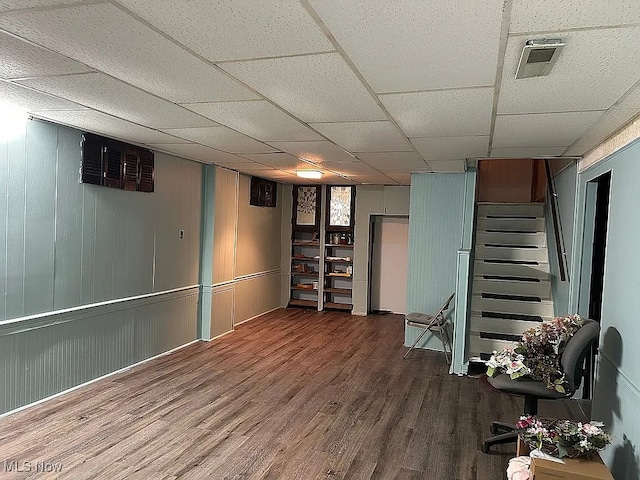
[516,39,564,79]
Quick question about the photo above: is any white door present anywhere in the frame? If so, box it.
[370,216,409,314]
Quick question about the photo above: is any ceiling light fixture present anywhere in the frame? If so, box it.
[296,169,323,179]
[516,38,565,79]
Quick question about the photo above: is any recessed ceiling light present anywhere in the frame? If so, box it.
[296,169,323,179]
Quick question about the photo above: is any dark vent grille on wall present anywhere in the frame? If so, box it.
[81,133,154,192]
[250,176,277,207]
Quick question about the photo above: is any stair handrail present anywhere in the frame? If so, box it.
[544,159,568,282]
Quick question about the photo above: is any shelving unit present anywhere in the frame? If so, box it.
[323,236,353,311]
[288,184,356,312]
[289,230,320,309]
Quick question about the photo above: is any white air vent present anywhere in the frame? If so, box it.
[516,39,564,79]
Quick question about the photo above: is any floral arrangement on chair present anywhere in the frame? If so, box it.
[486,315,583,392]
[516,416,611,458]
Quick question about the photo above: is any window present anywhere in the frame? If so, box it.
[81,133,154,192]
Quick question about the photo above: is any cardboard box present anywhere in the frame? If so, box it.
[517,438,613,480]
[530,456,613,480]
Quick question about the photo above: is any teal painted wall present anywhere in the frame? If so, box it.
[571,139,640,479]
[545,162,577,316]
[0,118,201,415]
[406,173,466,350]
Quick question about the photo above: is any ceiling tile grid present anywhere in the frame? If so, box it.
[115,0,333,62]
[308,0,504,93]
[0,3,261,103]
[0,31,92,79]
[492,111,605,149]
[411,136,490,162]
[182,100,322,142]
[2,2,640,183]
[510,0,640,33]
[310,121,412,153]
[160,126,277,154]
[498,28,640,115]
[18,72,217,129]
[0,80,85,111]
[33,110,192,145]
[381,88,495,137]
[220,53,386,122]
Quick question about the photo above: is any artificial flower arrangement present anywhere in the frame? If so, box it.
[516,415,611,458]
[486,314,583,393]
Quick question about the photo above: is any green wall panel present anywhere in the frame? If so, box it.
[406,173,466,350]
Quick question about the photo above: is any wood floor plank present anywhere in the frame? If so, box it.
[0,309,586,480]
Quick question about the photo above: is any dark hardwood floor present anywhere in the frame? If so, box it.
[0,309,586,480]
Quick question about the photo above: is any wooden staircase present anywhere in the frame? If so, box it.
[469,202,553,361]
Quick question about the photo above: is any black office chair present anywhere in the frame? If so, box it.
[481,319,600,454]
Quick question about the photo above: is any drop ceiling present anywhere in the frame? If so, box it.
[1,0,639,185]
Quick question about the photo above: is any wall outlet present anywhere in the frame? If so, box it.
[179,229,184,239]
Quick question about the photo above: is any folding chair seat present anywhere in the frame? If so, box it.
[403,293,455,363]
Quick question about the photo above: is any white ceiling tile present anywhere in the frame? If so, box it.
[572,108,640,148]
[493,111,604,148]
[0,0,79,12]
[160,126,277,153]
[0,3,260,102]
[618,85,640,110]
[381,88,494,137]
[220,53,385,122]
[322,161,388,180]
[18,73,216,128]
[116,0,332,62]
[32,110,191,145]
[0,32,92,79]
[427,161,466,173]
[309,0,503,92]
[498,28,640,114]
[510,0,640,33]
[0,80,84,111]
[411,136,489,161]
[267,140,356,164]
[354,152,428,172]
[182,100,322,142]
[490,146,567,158]
[310,121,412,152]
[148,143,246,164]
[240,152,315,170]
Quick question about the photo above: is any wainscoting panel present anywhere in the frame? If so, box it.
[0,288,198,415]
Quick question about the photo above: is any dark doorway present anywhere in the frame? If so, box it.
[584,171,611,398]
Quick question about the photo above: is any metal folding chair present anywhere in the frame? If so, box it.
[403,293,455,362]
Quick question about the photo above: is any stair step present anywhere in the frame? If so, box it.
[470,315,542,336]
[476,231,547,247]
[469,334,518,360]
[473,278,551,298]
[477,202,544,218]
[477,217,545,232]
[471,296,554,317]
[476,245,548,262]
[474,261,549,278]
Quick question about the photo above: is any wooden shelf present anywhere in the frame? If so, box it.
[292,255,319,261]
[292,241,320,246]
[325,259,352,264]
[324,287,352,295]
[327,272,352,278]
[323,302,353,311]
[288,299,318,308]
[325,244,353,248]
[291,271,319,277]
[291,286,318,292]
